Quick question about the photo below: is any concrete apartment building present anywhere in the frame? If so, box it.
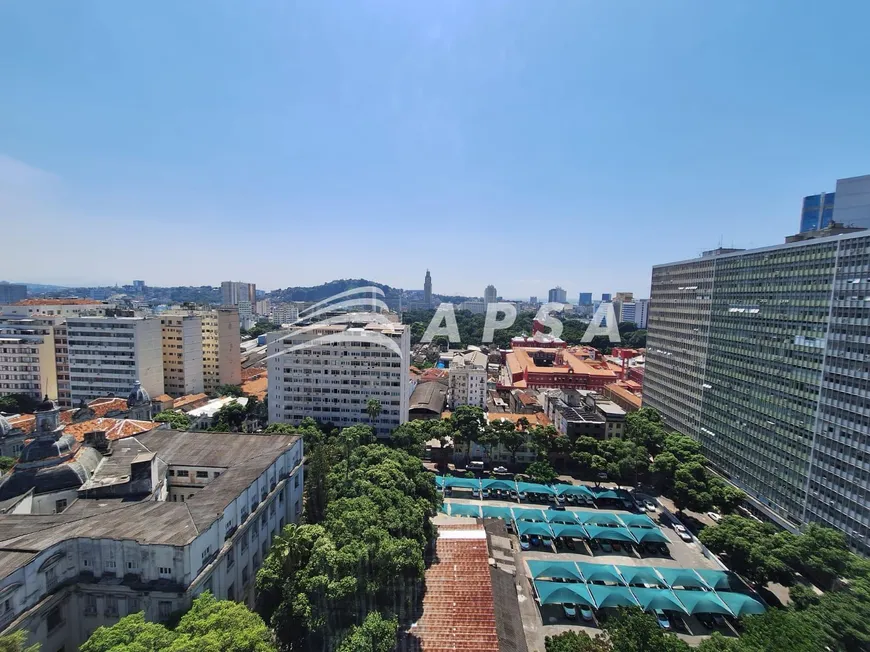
[220,281,256,307]
[0,316,58,402]
[160,315,204,397]
[448,350,488,410]
[267,319,410,437]
[66,317,164,404]
[0,424,304,651]
[163,309,241,394]
[484,285,497,306]
[0,283,26,305]
[0,298,113,318]
[548,287,567,303]
[644,232,870,554]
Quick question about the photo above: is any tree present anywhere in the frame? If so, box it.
[530,424,567,459]
[625,409,666,453]
[210,400,248,432]
[603,608,689,652]
[477,425,501,463]
[336,612,397,652]
[0,394,39,414]
[365,398,382,427]
[708,476,745,514]
[671,461,713,513]
[698,516,794,586]
[0,456,15,472]
[545,630,610,652]
[338,426,364,482]
[171,591,275,651]
[215,384,244,398]
[153,410,191,431]
[490,419,525,464]
[264,423,297,434]
[450,405,486,462]
[737,608,828,652]
[526,460,557,484]
[0,631,39,652]
[80,614,174,652]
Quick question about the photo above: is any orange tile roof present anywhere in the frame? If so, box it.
[172,393,209,410]
[6,414,35,434]
[412,525,500,652]
[87,397,130,417]
[488,412,551,427]
[12,298,105,305]
[241,376,267,401]
[604,382,643,409]
[62,418,160,442]
[506,347,619,378]
[241,367,265,381]
[152,394,174,403]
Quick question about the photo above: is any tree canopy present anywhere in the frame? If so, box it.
[153,410,191,431]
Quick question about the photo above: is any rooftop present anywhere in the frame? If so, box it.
[409,382,448,414]
[9,298,107,306]
[505,347,620,378]
[487,413,551,427]
[186,396,248,418]
[172,393,210,410]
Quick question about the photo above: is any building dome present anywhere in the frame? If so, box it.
[18,433,78,464]
[35,395,58,412]
[127,380,151,408]
[0,414,11,436]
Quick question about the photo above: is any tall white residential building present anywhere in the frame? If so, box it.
[166,309,241,393]
[160,315,204,397]
[255,299,271,316]
[267,320,410,437]
[635,298,650,329]
[448,350,488,410]
[66,317,164,403]
[0,430,304,651]
[0,316,59,401]
[221,281,256,307]
[484,285,497,306]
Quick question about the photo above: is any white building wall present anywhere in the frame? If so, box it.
[181,317,204,395]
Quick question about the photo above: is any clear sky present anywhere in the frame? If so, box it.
[2,2,870,299]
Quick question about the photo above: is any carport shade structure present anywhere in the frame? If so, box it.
[632,528,672,544]
[448,503,482,518]
[516,521,554,537]
[630,588,689,615]
[618,513,658,528]
[716,592,766,617]
[655,567,709,590]
[513,508,548,522]
[482,479,516,492]
[554,483,594,498]
[546,511,581,525]
[435,476,445,488]
[549,523,589,540]
[693,569,740,591]
[528,560,584,582]
[535,580,595,607]
[481,505,514,520]
[672,590,733,616]
[578,511,624,527]
[444,477,481,490]
[577,562,625,585]
[584,525,638,543]
[589,584,640,609]
[516,481,557,495]
[616,566,666,588]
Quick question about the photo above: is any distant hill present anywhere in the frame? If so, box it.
[267,278,400,303]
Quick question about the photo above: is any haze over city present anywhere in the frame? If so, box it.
[3,1,870,296]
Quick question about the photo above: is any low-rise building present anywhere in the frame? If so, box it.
[603,380,643,413]
[541,389,627,440]
[448,350,488,410]
[501,347,620,392]
[409,382,448,421]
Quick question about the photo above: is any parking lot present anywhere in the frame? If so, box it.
[441,488,741,651]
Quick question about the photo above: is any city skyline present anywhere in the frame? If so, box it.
[3,3,870,295]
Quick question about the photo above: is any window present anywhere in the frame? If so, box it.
[196,471,209,478]
[226,547,235,570]
[55,499,67,513]
[176,470,189,477]
[45,567,57,590]
[201,546,212,561]
[46,605,62,632]
[168,469,175,476]
[241,530,248,551]
[227,583,235,602]
[104,596,118,617]
[105,560,116,571]
[82,558,92,569]
[128,598,140,614]
[158,601,172,621]
[85,594,97,616]
[242,565,249,585]
[126,561,138,572]
[158,567,172,578]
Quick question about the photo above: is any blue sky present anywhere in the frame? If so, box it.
[2,1,870,299]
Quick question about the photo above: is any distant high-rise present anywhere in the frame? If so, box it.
[548,287,567,303]
[800,174,870,233]
[602,293,612,302]
[484,285,497,306]
[132,280,146,292]
[424,270,433,307]
[530,296,538,304]
[0,283,26,305]
[578,292,593,306]
[221,281,256,307]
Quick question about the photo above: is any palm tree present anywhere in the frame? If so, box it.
[366,398,382,433]
[338,427,361,482]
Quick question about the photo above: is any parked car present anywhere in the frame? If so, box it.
[519,535,531,551]
[566,494,577,504]
[444,487,452,496]
[562,604,577,620]
[645,542,660,555]
[697,614,715,629]
[469,461,485,472]
[654,610,671,630]
[674,525,693,542]
[549,504,566,511]
[518,491,528,501]
[565,537,576,551]
[547,494,557,503]
[644,500,657,512]
[510,490,518,500]
[707,511,722,523]
[589,540,600,551]
[712,614,727,627]
[611,541,622,552]
[622,499,635,511]
[580,605,595,622]
[556,494,566,504]
[530,535,541,547]
[481,489,491,499]
[494,466,508,474]
[541,536,553,548]
[471,488,480,498]
[657,543,669,556]
[600,542,613,553]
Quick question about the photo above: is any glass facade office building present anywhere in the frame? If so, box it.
[800,192,836,233]
[645,233,870,554]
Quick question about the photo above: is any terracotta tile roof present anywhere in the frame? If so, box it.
[5,414,35,434]
[172,393,209,410]
[240,376,267,401]
[412,524,500,652]
[59,409,75,425]
[487,413,550,427]
[62,418,159,442]
[87,397,130,417]
[152,394,174,403]
[241,367,265,381]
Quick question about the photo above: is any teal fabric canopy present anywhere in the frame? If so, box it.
[550,523,589,539]
[445,477,480,489]
[631,587,689,614]
[716,592,766,617]
[619,513,658,528]
[448,503,481,518]
[672,590,733,616]
[535,580,595,607]
[482,479,516,491]
[632,529,671,544]
[514,508,548,522]
[589,584,639,608]
[517,481,556,495]
[656,568,708,590]
[435,476,445,487]
[528,560,584,582]
[546,511,580,525]
[554,483,594,497]
[591,489,624,500]
[439,503,449,514]
[617,566,665,587]
[585,525,637,543]
[481,505,514,520]
[516,521,554,537]
[694,569,738,591]
[577,562,624,585]
[581,512,624,527]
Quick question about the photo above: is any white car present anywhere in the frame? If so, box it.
[654,609,671,630]
[644,500,657,512]
[494,466,508,474]
[562,604,577,620]
[673,524,693,542]
[579,605,595,622]
[707,511,722,523]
